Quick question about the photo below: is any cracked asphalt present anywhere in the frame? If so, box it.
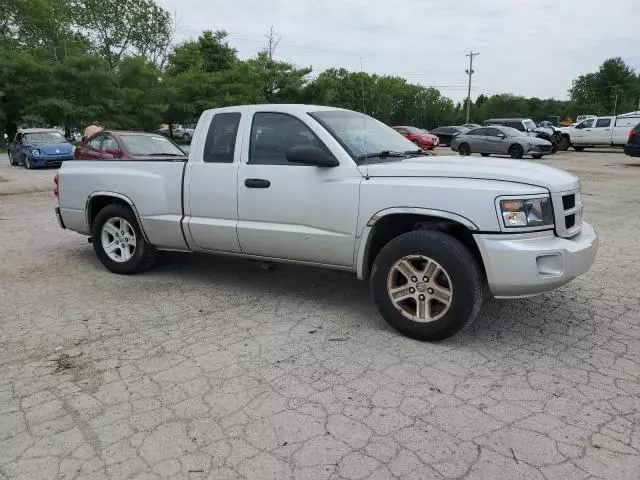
[0,149,639,480]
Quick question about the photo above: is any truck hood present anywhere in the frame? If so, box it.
[364,156,579,192]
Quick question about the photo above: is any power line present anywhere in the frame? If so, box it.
[465,51,480,123]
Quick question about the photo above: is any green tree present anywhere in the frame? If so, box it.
[70,0,173,66]
[569,58,640,115]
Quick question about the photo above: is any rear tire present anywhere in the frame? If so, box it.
[532,154,543,159]
[370,230,484,341]
[573,146,584,151]
[509,144,524,159]
[458,143,471,156]
[8,150,17,166]
[91,204,157,274]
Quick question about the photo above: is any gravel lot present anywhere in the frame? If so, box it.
[1,149,639,480]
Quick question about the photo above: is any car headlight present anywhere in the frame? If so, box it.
[31,149,40,156]
[500,197,554,228]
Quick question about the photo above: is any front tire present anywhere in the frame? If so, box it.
[573,146,584,151]
[509,144,524,159]
[370,230,484,341]
[481,153,490,157]
[24,156,33,169]
[8,150,17,166]
[532,154,543,159]
[183,133,191,143]
[458,143,471,156]
[558,136,570,151]
[92,204,157,274]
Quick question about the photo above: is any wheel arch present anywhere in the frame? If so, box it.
[356,208,483,280]
[85,192,150,243]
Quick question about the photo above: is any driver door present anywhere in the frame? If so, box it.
[236,111,362,267]
[572,119,594,145]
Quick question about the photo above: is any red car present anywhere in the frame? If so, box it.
[75,131,187,160]
[392,126,439,150]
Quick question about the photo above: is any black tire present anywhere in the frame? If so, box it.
[509,144,524,159]
[91,204,157,274]
[458,143,471,156]
[481,153,490,157]
[532,154,543,159]
[573,146,584,151]
[8,150,17,166]
[370,230,484,341]
[558,136,570,151]
[183,133,191,143]
[24,156,32,169]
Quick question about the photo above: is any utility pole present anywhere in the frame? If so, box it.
[611,84,622,116]
[465,52,480,124]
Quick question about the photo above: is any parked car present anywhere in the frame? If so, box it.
[392,126,439,149]
[460,123,481,130]
[8,129,75,169]
[484,118,560,152]
[430,126,469,146]
[451,126,553,159]
[55,104,597,341]
[173,124,196,142]
[558,111,640,151]
[624,122,640,157]
[74,131,187,160]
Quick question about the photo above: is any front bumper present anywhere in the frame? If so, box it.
[29,155,73,167]
[474,221,598,298]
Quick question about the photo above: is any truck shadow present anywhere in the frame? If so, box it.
[147,251,589,345]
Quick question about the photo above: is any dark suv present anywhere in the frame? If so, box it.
[484,118,559,152]
[624,122,640,157]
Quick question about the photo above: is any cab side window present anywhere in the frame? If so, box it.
[202,113,241,163]
[595,118,612,128]
[249,113,325,166]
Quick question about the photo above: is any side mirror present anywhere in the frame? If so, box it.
[287,146,339,167]
[526,127,533,133]
[104,148,118,158]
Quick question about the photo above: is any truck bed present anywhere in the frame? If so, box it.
[58,160,188,249]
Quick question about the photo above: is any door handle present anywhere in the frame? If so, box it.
[585,129,591,131]
[244,178,271,188]
[604,128,611,131]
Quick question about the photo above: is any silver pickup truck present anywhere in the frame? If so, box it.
[55,104,598,341]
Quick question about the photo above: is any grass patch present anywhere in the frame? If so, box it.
[0,148,7,154]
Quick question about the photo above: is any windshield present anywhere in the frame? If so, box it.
[310,110,419,162]
[121,134,185,156]
[24,132,66,144]
[403,126,425,134]
[523,120,537,131]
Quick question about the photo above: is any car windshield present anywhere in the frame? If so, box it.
[523,120,537,131]
[310,111,420,163]
[403,126,425,134]
[24,132,66,144]
[501,127,527,137]
[121,134,186,156]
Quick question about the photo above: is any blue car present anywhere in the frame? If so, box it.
[8,129,75,169]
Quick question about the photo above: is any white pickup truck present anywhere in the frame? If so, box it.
[55,104,598,341]
[559,111,640,150]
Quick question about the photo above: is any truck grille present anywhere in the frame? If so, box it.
[552,190,582,237]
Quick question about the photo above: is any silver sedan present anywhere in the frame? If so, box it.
[451,126,553,159]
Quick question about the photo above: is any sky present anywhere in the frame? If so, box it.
[157,0,639,103]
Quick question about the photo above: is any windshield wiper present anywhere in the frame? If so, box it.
[147,153,185,156]
[357,150,409,161]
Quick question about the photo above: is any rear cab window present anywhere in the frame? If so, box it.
[203,112,242,163]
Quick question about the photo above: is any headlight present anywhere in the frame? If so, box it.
[500,197,554,228]
[31,149,40,156]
